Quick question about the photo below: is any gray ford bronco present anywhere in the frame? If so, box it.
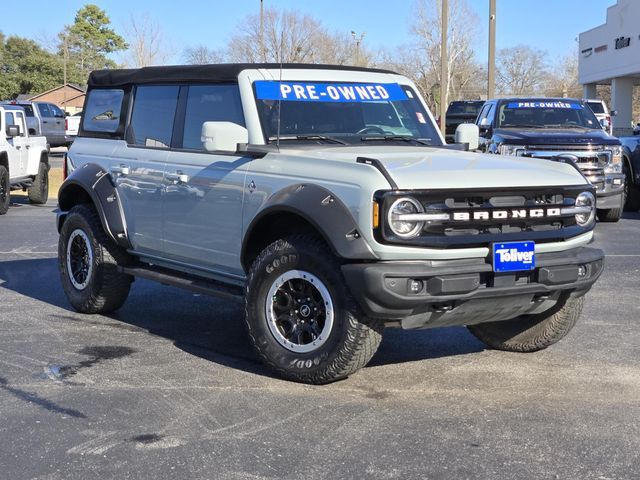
[57,64,604,384]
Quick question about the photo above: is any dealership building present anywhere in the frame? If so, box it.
[579,0,639,136]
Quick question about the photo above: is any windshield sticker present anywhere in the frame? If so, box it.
[416,112,426,124]
[507,101,582,109]
[254,81,409,102]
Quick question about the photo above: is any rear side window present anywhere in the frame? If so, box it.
[129,85,179,148]
[38,103,52,118]
[181,84,245,150]
[50,104,65,118]
[18,104,34,116]
[83,89,124,133]
[586,101,605,114]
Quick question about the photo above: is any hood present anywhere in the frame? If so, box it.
[494,127,619,146]
[275,145,587,190]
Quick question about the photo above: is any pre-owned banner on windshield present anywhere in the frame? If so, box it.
[254,81,408,102]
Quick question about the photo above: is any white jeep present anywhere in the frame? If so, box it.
[0,105,49,214]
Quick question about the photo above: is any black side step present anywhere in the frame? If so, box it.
[119,264,244,303]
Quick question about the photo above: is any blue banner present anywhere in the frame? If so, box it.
[507,101,582,109]
[254,81,408,102]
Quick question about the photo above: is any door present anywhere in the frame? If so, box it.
[162,84,248,275]
[36,103,55,145]
[4,111,27,177]
[48,104,67,146]
[112,85,181,255]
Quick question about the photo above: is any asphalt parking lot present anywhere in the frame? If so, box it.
[0,195,638,480]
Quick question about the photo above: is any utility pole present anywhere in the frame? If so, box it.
[260,0,265,62]
[439,0,448,137]
[487,0,496,99]
[351,31,366,66]
[62,34,68,113]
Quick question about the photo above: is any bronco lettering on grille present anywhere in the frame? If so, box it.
[452,208,561,221]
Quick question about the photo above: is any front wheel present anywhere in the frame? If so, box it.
[245,235,383,384]
[0,165,9,215]
[59,204,133,314]
[467,296,583,352]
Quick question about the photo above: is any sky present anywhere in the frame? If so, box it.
[0,0,614,64]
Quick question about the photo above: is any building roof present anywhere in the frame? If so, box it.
[29,83,86,100]
[87,63,397,88]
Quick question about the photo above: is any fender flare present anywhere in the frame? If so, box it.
[241,183,377,268]
[57,163,131,249]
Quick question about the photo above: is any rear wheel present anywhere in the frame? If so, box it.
[245,234,383,384]
[0,165,10,215]
[467,296,583,352]
[59,204,132,313]
[28,160,49,204]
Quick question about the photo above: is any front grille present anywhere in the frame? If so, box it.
[520,145,610,190]
[376,185,593,248]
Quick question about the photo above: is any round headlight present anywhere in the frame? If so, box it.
[575,191,595,226]
[388,197,424,238]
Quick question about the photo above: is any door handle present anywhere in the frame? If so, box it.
[166,171,189,184]
[110,164,130,176]
[25,145,30,149]
[43,120,48,124]
[15,145,21,150]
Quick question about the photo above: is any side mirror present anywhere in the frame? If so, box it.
[610,110,618,117]
[201,121,249,152]
[455,123,479,151]
[478,117,492,135]
[6,125,20,138]
[599,118,609,129]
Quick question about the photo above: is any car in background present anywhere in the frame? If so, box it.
[65,111,82,146]
[583,98,613,135]
[6,101,67,148]
[444,100,485,142]
[475,97,625,222]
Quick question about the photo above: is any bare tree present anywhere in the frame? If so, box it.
[123,14,172,67]
[497,45,547,96]
[405,0,484,110]
[226,8,369,65]
[183,45,225,65]
[544,48,581,98]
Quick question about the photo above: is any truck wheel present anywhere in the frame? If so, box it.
[245,234,383,384]
[623,162,640,211]
[0,165,9,215]
[58,204,132,314]
[467,296,583,352]
[28,161,49,204]
[596,207,622,222]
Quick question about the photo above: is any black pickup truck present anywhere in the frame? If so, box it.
[475,98,625,222]
[444,100,484,142]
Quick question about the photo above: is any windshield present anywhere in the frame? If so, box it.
[497,100,600,129]
[254,81,442,146]
[447,101,484,115]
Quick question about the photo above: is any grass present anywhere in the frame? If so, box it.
[12,167,63,199]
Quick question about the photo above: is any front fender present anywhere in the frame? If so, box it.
[242,183,377,267]
[57,163,131,248]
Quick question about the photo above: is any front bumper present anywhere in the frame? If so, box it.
[596,173,624,209]
[342,246,604,329]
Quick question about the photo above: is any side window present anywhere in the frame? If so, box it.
[5,112,15,128]
[476,104,490,124]
[181,84,245,150]
[19,104,34,117]
[83,89,124,133]
[14,112,26,136]
[129,85,180,148]
[50,104,65,118]
[485,104,496,125]
[38,103,53,118]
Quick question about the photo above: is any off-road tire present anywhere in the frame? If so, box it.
[467,295,583,352]
[28,160,49,204]
[59,204,133,314]
[623,161,640,212]
[597,207,622,222]
[245,234,383,384]
[0,164,9,215]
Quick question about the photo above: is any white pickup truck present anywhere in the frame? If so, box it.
[0,105,49,214]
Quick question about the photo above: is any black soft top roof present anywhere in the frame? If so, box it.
[88,63,397,88]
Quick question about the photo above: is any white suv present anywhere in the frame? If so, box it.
[583,98,613,135]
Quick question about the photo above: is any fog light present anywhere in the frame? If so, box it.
[613,178,622,185]
[577,264,587,277]
[408,279,424,294]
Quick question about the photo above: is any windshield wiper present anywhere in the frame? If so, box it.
[542,124,588,129]
[500,124,542,129]
[268,135,348,145]
[360,135,433,145]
